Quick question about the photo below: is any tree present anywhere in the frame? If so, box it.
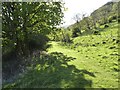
[2,2,64,57]
[72,13,86,34]
[73,13,81,23]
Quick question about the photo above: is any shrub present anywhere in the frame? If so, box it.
[28,34,49,54]
[72,28,81,38]
[104,25,109,28]
[61,33,72,43]
[112,15,117,20]
[93,30,100,35]
[109,19,112,23]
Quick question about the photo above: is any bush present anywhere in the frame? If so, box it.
[108,16,114,23]
[109,19,112,23]
[93,30,100,35]
[28,34,49,54]
[72,28,81,38]
[61,32,72,43]
[104,25,109,28]
[118,18,120,23]
[112,15,117,20]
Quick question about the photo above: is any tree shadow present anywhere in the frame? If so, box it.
[4,52,95,88]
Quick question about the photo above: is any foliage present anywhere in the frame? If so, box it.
[67,2,118,35]
[3,52,94,88]
[72,27,81,38]
[46,21,118,88]
[2,1,119,89]
[2,2,64,57]
[93,30,100,35]
[28,33,50,54]
[49,28,72,43]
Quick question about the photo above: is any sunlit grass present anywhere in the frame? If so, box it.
[3,21,118,88]
[47,21,119,88]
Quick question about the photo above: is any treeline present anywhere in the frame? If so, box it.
[2,2,64,59]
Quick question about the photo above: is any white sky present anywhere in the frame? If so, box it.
[61,0,112,27]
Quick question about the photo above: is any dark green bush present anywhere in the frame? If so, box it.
[72,28,81,38]
[28,34,49,54]
[112,15,117,20]
[104,24,109,28]
[93,30,100,35]
[61,33,72,43]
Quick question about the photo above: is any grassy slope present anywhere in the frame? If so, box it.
[3,21,118,88]
[47,21,119,88]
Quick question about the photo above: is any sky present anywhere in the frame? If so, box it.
[61,0,113,27]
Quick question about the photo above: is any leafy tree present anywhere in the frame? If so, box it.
[2,2,64,57]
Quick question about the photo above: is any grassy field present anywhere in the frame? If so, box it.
[3,21,119,88]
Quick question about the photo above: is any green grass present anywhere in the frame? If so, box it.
[3,21,119,88]
[47,21,119,88]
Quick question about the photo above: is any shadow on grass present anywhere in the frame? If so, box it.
[4,52,95,88]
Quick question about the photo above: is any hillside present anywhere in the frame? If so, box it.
[2,1,119,89]
[68,1,118,32]
[3,20,119,88]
